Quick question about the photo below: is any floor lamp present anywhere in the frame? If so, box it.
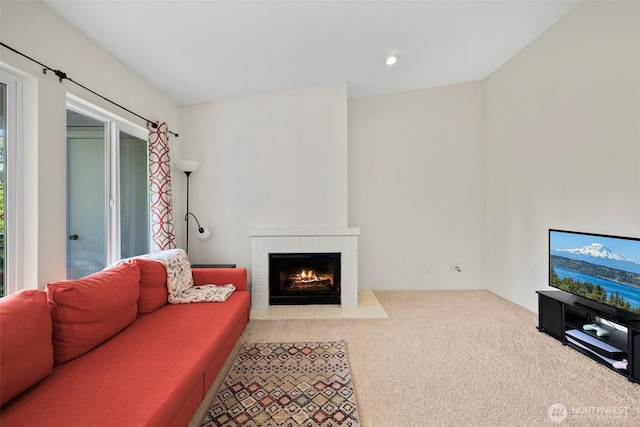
[175,160,210,254]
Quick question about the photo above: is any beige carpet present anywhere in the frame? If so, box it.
[192,290,640,426]
[250,290,388,320]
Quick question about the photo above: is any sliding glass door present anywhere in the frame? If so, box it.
[66,104,149,279]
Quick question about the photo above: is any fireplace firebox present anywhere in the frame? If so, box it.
[269,253,341,305]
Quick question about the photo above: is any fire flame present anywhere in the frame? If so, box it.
[300,270,316,280]
[289,268,332,287]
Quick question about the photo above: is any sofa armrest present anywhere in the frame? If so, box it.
[191,268,248,292]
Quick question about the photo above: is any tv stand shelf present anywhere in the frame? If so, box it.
[537,290,640,383]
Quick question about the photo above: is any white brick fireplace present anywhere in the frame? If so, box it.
[250,228,360,308]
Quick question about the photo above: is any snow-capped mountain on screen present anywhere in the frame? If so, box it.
[552,243,640,274]
[556,243,633,262]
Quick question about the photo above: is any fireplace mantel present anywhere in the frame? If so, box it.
[250,228,360,308]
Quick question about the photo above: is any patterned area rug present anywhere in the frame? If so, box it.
[201,341,360,427]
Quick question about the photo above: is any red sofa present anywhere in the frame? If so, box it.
[0,259,250,426]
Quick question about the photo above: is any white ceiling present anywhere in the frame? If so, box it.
[44,0,580,106]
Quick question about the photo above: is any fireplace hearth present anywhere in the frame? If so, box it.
[269,253,341,305]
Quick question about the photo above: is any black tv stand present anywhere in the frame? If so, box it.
[537,290,640,383]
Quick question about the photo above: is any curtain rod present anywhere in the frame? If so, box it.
[0,41,179,137]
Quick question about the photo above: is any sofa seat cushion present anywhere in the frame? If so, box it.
[0,290,53,406]
[0,291,250,427]
[46,262,141,364]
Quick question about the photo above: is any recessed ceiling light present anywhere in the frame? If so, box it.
[385,55,397,66]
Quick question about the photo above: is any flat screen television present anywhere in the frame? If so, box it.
[549,229,640,320]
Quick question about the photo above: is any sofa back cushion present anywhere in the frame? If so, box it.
[46,262,140,364]
[130,258,168,315]
[0,289,54,406]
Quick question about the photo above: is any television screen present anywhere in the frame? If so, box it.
[549,229,640,317]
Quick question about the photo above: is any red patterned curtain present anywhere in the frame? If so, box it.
[147,122,177,252]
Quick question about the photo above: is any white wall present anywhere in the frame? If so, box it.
[0,1,181,288]
[348,82,486,290]
[485,1,640,312]
[179,83,348,268]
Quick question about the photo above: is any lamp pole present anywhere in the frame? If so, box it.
[175,159,209,254]
[184,171,192,254]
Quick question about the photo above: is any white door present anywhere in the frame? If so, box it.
[66,109,107,279]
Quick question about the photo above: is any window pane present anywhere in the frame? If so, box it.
[119,131,149,259]
[66,109,106,279]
